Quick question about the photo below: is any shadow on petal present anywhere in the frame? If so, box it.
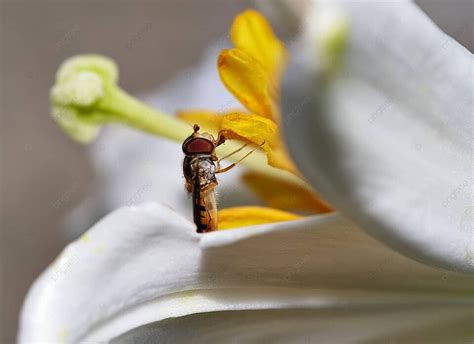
[113,306,474,343]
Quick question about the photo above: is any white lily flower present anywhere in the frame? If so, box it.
[282,0,473,273]
[19,1,474,342]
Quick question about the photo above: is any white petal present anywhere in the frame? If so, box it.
[19,204,474,342]
[282,1,473,272]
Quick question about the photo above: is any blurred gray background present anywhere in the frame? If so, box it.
[0,0,472,342]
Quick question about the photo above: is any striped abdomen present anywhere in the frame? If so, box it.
[192,182,218,233]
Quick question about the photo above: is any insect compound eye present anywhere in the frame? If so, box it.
[182,138,214,155]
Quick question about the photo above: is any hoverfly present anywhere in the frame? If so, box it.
[182,124,260,233]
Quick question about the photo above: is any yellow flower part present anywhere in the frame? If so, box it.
[230,9,287,85]
[218,206,302,230]
[178,111,296,173]
[177,110,224,129]
[242,172,334,214]
[218,49,278,120]
[219,113,296,174]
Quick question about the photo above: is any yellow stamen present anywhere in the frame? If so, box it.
[242,172,333,213]
[218,206,302,230]
[218,48,278,120]
[177,109,224,129]
[230,9,287,84]
[219,113,297,174]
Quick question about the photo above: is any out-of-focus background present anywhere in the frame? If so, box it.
[0,1,472,341]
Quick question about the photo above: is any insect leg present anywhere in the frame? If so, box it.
[217,143,248,162]
[216,141,265,174]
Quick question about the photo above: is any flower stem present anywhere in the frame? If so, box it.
[100,87,190,141]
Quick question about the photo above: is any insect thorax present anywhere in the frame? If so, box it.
[183,155,217,188]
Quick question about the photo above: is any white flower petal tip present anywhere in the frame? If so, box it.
[282,1,473,273]
[19,204,474,342]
